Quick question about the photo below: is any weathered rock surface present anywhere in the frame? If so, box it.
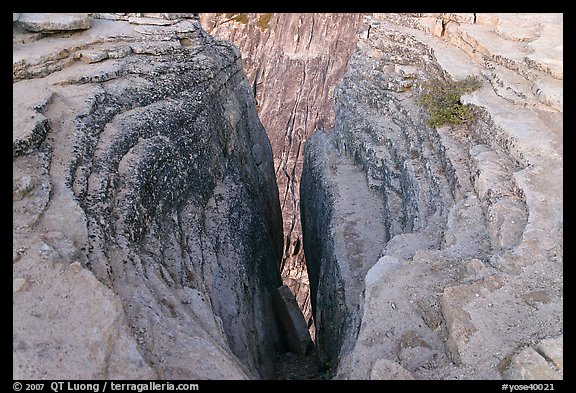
[17,13,92,33]
[503,345,562,380]
[370,358,415,380]
[13,13,284,379]
[201,14,365,332]
[301,130,387,366]
[13,260,156,379]
[14,12,563,381]
[301,13,562,380]
[535,335,563,371]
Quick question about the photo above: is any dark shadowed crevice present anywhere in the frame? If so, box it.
[200,13,365,347]
[198,13,366,379]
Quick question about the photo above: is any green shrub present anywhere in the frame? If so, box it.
[416,75,481,128]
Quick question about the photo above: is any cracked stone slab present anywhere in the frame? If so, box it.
[503,347,562,380]
[13,82,54,158]
[128,16,180,26]
[535,335,563,371]
[18,13,91,32]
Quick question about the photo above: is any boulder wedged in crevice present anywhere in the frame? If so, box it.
[272,285,313,355]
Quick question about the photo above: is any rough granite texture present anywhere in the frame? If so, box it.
[13,13,284,380]
[13,12,563,381]
[301,13,562,380]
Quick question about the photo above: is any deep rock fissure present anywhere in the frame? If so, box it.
[199,14,367,354]
[13,13,563,381]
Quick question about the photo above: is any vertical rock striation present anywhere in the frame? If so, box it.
[301,13,562,379]
[13,13,284,379]
[200,13,365,332]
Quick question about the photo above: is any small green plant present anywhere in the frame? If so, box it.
[256,13,273,31]
[416,75,481,128]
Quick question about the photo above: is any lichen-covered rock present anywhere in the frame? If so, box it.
[13,13,283,379]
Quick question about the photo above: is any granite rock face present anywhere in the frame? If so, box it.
[13,12,563,381]
[200,14,365,332]
[13,13,284,380]
[301,13,562,379]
